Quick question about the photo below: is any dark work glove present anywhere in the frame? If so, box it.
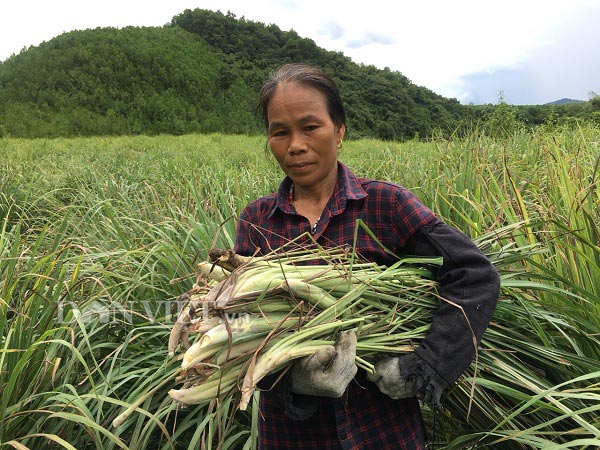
[290,330,358,398]
[367,353,449,408]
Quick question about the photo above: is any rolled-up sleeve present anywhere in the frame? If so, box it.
[409,221,500,385]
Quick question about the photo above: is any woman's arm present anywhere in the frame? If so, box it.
[369,220,500,406]
[411,220,500,384]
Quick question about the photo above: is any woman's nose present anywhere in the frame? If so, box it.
[288,132,307,154]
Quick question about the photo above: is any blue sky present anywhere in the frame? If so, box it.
[1,0,598,105]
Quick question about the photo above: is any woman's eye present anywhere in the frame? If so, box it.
[305,125,318,131]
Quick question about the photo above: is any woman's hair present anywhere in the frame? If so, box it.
[256,63,346,129]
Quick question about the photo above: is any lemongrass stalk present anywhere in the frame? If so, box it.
[239,317,365,409]
[197,261,230,282]
[203,265,287,306]
[230,266,289,297]
[219,296,295,315]
[168,308,192,356]
[214,336,281,365]
[180,343,221,369]
[355,355,375,373]
[302,283,372,327]
[238,340,333,410]
[307,261,438,295]
[169,370,240,405]
[191,316,223,334]
[356,342,418,354]
[357,323,431,342]
[181,314,297,369]
[182,334,285,370]
[198,313,293,346]
[244,319,360,374]
[279,278,339,310]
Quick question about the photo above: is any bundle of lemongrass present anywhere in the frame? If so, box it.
[167,246,442,410]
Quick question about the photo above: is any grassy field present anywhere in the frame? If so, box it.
[1,126,599,449]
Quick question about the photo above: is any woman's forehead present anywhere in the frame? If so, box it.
[268,82,329,119]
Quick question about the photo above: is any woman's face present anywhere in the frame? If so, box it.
[266,82,345,191]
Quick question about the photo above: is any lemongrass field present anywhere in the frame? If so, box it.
[1,125,599,449]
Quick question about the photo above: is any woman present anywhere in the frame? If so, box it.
[234,63,500,449]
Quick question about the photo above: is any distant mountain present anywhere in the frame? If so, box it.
[545,98,585,106]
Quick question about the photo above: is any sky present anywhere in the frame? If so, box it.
[1,0,599,105]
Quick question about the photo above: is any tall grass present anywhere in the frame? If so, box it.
[1,125,599,449]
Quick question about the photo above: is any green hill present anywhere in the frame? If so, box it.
[170,9,469,140]
[0,8,597,139]
[0,24,260,137]
[0,9,471,139]
[545,98,585,106]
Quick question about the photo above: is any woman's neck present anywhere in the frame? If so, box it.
[290,175,337,226]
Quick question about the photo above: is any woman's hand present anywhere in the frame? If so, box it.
[367,353,448,407]
[290,330,357,397]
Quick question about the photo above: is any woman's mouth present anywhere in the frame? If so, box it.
[287,162,314,172]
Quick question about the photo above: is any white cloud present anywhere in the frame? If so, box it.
[0,0,200,58]
[449,1,600,104]
[318,21,345,41]
[347,32,395,49]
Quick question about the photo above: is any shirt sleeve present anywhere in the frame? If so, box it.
[390,186,439,249]
[407,220,500,385]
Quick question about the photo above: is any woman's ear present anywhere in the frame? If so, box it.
[336,124,346,142]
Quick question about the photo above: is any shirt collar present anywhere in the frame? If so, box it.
[267,162,367,219]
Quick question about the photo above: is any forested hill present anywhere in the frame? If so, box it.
[0,9,597,139]
[0,24,260,138]
[170,9,469,140]
[0,8,471,139]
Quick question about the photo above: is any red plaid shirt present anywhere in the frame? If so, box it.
[234,162,437,449]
